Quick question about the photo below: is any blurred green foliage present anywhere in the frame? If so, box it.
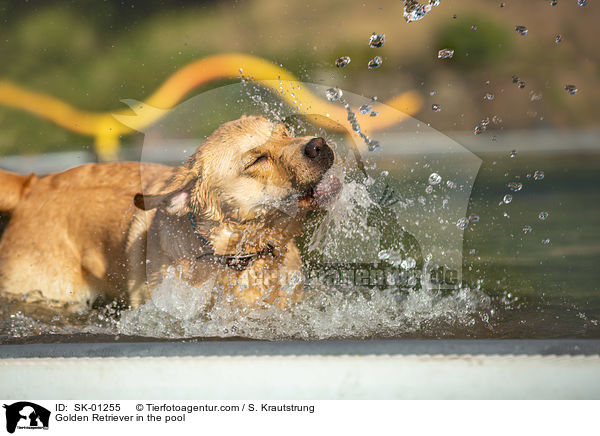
[435,15,512,69]
[0,0,598,156]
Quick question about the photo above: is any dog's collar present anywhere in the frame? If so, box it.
[187,212,275,271]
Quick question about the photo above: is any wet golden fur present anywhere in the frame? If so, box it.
[0,116,335,311]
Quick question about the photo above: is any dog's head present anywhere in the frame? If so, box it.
[134,115,341,254]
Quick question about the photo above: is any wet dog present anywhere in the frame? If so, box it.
[0,116,340,311]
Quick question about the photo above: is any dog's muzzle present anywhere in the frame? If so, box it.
[298,137,340,208]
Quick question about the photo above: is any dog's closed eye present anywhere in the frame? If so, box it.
[244,154,268,170]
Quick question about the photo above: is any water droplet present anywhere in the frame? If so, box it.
[469,215,480,223]
[335,56,351,68]
[369,33,385,48]
[456,217,469,230]
[401,257,417,269]
[325,87,343,101]
[512,75,520,83]
[471,25,478,31]
[555,34,563,43]
[503,194,513,204]
[508,182,523,191]
[359,104,372,114]
[565,84,577,95]
[325,87,343,102]
[577,0,588,5]
[378,249,391,260]
[428,172,442,184]
[484,92,495,100]
[446,180,456,189]
[538,211,549,220]
[380,170,389,177]
[517,80,526,89]
[541,238,551,245]
[369,111,379,117]
[523,225,532,234]
[500,2,506,7]
[368,140,381,152]
[368,56,383,69]
[474,120,489,135]
[530,91,543,101]
[533,170,545,180]
[510,150,517,158]
[432,103,441,112]
[429,90,437,96]
[403,0,439,23]
[515,25,528,36]
[438,48,455,59]
[418,196,426,205]
[425,185,433,194]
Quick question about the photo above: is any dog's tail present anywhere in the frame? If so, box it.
[0,169,36,213]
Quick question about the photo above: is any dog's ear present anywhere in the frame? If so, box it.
[133,191,188,212]
[134,174,197,215]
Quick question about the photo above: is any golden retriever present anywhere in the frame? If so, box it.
[0,115,340,312]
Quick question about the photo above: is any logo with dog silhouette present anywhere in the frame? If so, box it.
[3,402,50,433]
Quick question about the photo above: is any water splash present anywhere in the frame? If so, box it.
[117,179,491,340]
[118,276,489,339]
[323,88,380,151]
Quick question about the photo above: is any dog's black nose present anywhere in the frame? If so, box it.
[304,138,327,159]
[304,137,326,159]
[304,137,334,168]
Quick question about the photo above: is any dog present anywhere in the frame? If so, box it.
[0,115,341,312]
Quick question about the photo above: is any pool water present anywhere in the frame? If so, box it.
[1,134,599,342]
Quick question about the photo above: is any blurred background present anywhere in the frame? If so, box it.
[0,0,597,155]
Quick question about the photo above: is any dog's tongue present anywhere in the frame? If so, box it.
[312,173,342,207]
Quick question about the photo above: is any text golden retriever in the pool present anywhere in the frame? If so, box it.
[0,115,341,311]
